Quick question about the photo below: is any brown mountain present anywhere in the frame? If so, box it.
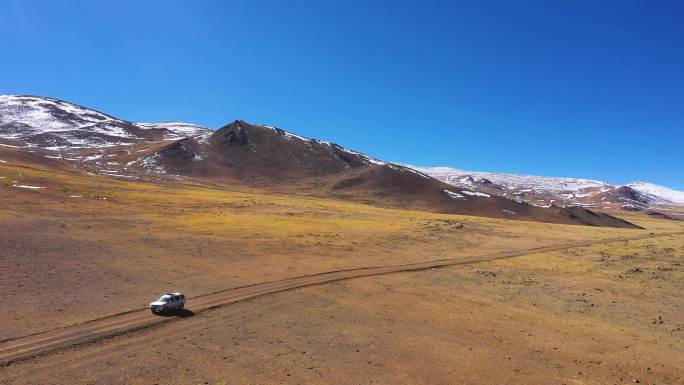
[146,121,381,181]
[138,121,639,228]
[0,95,641,228]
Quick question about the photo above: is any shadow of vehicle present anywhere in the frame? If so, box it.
[152,308,195,318]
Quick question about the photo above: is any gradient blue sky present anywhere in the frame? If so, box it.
[2,0,683,188]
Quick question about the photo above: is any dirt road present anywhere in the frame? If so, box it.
[1,231,679,366]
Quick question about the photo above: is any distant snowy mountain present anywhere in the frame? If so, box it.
[626,182,684,205]
[408,165,684,209]
[0,95,137,148]
[1,94,678,218]
[411,166,606,193]
[0,95,211,149]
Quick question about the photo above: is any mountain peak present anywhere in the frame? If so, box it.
[0,94,212,149]
[410,165,684,209]
[0,94,660,227]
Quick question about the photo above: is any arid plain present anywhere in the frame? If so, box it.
[1,151,682,385]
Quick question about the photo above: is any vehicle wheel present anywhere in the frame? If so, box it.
[179,303,184,310]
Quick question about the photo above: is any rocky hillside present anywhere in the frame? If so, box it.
[0,94,643,228]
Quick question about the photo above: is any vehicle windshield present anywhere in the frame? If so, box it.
[156,295,172,302]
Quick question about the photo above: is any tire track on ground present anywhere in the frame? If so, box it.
[1,231,680,366]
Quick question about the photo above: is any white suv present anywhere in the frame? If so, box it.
[149,292,186,313]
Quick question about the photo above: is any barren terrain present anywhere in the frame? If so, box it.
[2,231,682,385]
[1,152,682,384]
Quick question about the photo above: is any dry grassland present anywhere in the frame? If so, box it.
[1,227,681,385]
[1,160,652,339]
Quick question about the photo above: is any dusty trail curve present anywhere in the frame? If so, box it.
[1,231,680,366]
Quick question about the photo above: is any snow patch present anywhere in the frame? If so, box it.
[136,154,167,174]
[283,131,310,142]
[387,164,429,178]
[137,122,212,139]
[83,154,104,161]
[0,143,23,148]
[444,189,464,199]
[260,123,386,166]
[341,147,385,165]
[461,190,490,198]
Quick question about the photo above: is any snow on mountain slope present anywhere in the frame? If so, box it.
[256,124,385,164]
[408,165,684,208]
[627,182,684,205]
[0,95,213,149]
[2,95,679,212]
[137,122,212,140]
[0,95,135,141]
[409,166,607,193]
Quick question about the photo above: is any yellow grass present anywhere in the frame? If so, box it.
[1,160,683,384]
[0,160,672,339]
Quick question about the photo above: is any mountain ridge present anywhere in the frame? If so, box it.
[407,165,684,210]
[0,94,650,228]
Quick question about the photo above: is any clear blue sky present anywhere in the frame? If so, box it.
[2,1,683,189]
